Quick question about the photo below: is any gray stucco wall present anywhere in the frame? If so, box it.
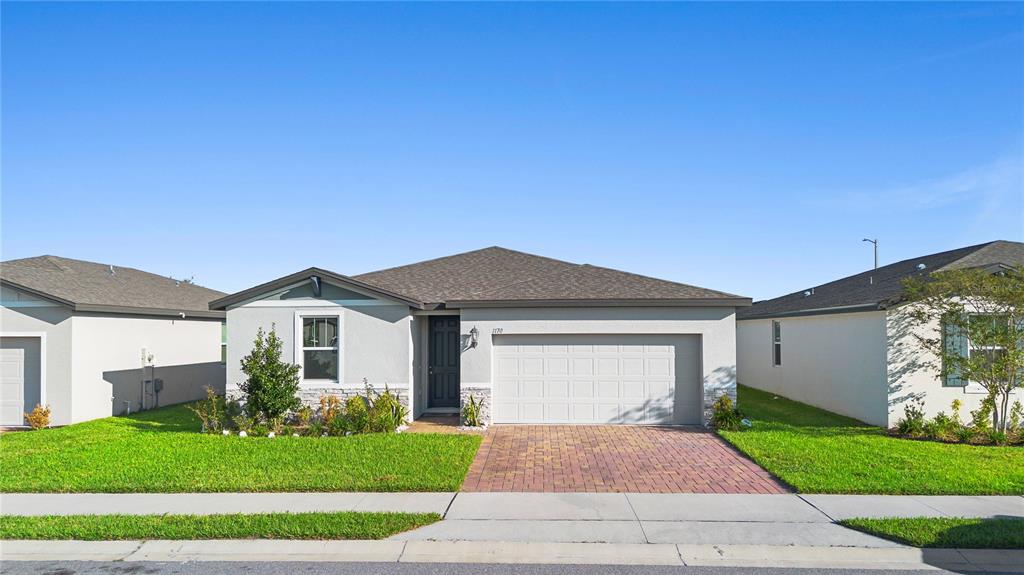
[1,291,74,426]
[225,300,412,410]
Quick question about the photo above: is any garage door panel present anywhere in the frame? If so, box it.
[546,380,569,397]
[492,334,701,425]
[1,338,41,427]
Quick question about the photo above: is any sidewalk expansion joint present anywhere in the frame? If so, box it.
[441,493,458,519]
[623,494,651,544]
[796,494,838,522]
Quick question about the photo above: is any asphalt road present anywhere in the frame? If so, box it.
[0,562,988,575]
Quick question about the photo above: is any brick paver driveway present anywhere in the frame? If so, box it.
[461,425,788,493]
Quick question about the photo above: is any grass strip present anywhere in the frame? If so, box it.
[0,511,441,540]
[0,404,481,493]
[718,385,1024,494]
[840,517,1024,549]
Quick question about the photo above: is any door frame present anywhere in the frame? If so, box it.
[0,332,48,419]
[426,316,461,411]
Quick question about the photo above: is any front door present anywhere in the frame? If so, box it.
[428,316,461,408]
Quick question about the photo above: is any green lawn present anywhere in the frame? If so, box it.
[0,512,439,540]
[719,385,1024,494]
[0,405,481,492]
[840,517,1024,549]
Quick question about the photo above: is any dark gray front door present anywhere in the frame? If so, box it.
[428,316,461,408]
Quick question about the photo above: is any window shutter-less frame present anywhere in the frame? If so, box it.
[942,318,968,387]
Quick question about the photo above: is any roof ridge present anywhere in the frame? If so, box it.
[1,254,224,295]
[354,246,579,278]
[578,263,744,298]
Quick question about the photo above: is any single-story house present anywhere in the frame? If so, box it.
[736,240,1024,428]
[211,247,751,425]
[1,255,226,426]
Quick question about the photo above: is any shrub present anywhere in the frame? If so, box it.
[462,394,485,427]
[232,413,253,433]
[319,395,342,427]
[238,326,301,422]
[896,399,926,436]
[970,396,995,432]
[954,425,976,444]
[186,387,224,433]
[927,411,960,441]
[1009,401,1023,432]
[986,429,1009,446]
[250,423,270,437]
[343,395,369,434]
[296,405,313,427]
[23,404,50,430]
[711,395,743,431]
[368,387,407,433]
[306,420,324,437]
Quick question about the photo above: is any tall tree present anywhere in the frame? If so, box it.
[903,267,1023,433]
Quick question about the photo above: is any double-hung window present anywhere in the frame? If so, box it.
[302,316,339,381]
[771,320,782,366]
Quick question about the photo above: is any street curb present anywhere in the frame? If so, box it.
[2,539,1023,571]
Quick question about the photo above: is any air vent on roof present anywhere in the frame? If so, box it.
[916,263,926,270]
[108,265,115,276]
[803,288,814,297]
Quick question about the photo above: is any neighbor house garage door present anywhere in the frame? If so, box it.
[1,337,42,427]
[492,334,701,424]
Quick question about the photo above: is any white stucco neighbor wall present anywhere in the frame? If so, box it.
[886,304,1022,428]
[458,306,739,424]
[736,311,889,426]
[70,314,224,423]
[225,301,412,406]
[1,293,74,425]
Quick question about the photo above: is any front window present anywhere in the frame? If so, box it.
[220,323,227,364]
[302,317,338,380]
[772,320,782,366]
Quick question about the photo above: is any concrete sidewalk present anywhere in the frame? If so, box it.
[3,492,1021,549]
[3,539,1023,572]
[3,492,1020,520]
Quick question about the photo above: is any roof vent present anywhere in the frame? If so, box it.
[108,265,115,276]
[803,288,815,297]
[916,263,926,270]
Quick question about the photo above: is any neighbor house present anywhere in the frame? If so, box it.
[211,247,751,425]
[737,240,1024,427]
[1,256,226,426]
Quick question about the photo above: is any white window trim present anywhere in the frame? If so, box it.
[294,311,342,384]
[771,320,782,367]
[963,313,1007,394]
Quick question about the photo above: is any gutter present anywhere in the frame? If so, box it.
[445,297,753,309]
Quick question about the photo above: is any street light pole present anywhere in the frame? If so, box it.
[862,238,878,269]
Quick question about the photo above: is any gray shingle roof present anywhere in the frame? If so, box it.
[738,240,1024,320]
[2,255,225,318]
[353,246,748,307]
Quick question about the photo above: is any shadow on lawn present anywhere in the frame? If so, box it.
[117,405,201,434]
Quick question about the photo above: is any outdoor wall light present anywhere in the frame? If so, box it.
[469,326,479,348]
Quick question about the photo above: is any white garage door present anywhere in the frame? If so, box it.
[492,334,701,425]
[1,337,42,427]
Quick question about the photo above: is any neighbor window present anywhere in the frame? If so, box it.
[772,320,782,366]
[302,316,339,381]
[942,314,1009,387]
[220,323,227,364]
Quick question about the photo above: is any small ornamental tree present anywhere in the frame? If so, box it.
[903,267,1023,433]
[238,325,301,422]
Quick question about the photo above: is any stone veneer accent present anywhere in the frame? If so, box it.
[227,383,410,421]
[702,383,736,427]
[460,386,491,426]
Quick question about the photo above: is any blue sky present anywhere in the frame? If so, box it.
[2,2,1021,300]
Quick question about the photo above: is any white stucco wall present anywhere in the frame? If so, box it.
[886,304,1022,428]
[458,306,739,422]
[736,311,889,426]
[1,290,74,425]
[70,314,224,423]
[225,301,412,400]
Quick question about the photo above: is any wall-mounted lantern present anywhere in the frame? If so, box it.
[469,326,479,348]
